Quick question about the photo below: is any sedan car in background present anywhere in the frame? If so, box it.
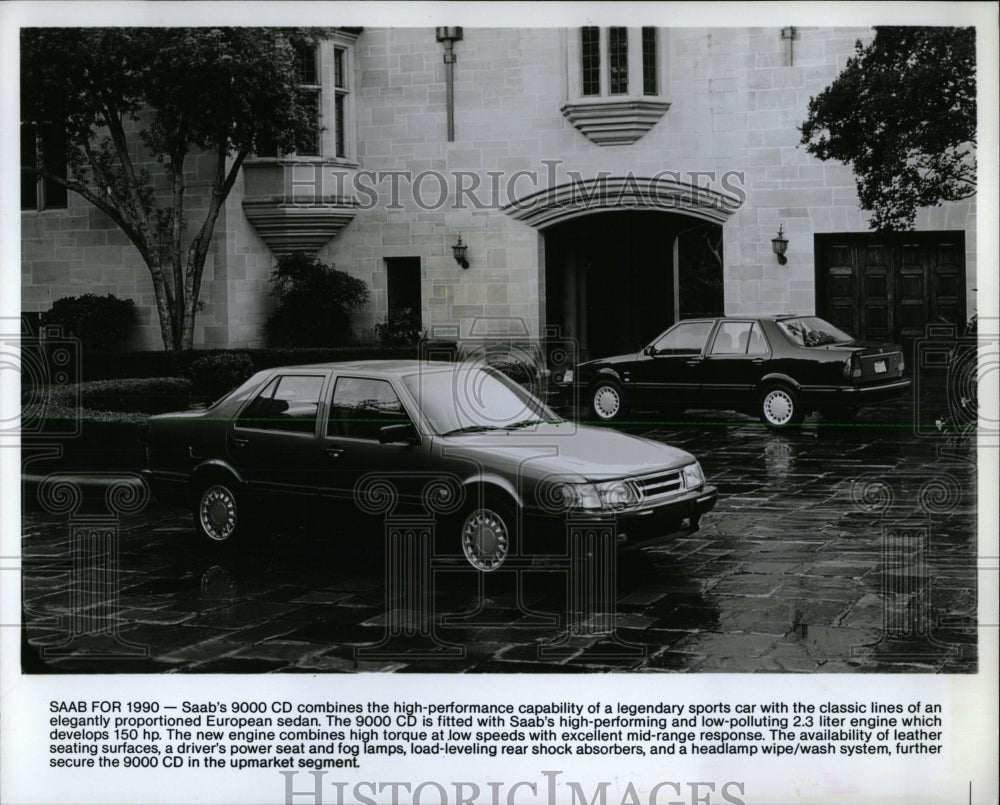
[565,316,910,427]
[143,361,717,570]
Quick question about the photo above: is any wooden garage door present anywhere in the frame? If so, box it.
[815,232,966,349]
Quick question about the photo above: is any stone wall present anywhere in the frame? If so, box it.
[21,26,978,349]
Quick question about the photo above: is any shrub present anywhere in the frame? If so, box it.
[186,353,255,400]
[41,294,136,351]
[25,378,191,471]
[374,307,424,347]
[265,254,370,347]
[46,377,192,414]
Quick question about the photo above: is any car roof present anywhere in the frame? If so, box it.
[265,359,465,375]
[680,315,807,322]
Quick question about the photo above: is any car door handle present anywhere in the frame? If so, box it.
[685,358,703,366]
[324,446,344,458]
[231,438,249,448]
[751,358,765,365]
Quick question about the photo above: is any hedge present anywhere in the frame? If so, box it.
[69,345,429,382]
[46,377,193,414]
[23,378,192,471]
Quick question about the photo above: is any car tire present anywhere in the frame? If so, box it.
[759,384,804,428]
[192,477,252,547]
[590,379,627,423]
[455,495,517,572]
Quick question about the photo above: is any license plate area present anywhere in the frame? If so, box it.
[874,360,887,374]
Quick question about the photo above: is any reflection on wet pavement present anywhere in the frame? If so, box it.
[21,402,978,673]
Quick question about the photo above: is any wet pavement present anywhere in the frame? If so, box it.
[20,397,979,674]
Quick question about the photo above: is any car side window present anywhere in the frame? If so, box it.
[328,376,410,440]
[710,322,749,354]
[745,323,767,355]
[236,375,324,434]
[709,321,767,355]
[652,321,714,354]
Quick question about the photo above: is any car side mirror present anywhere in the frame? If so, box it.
[643,345,657,357]
[378,423,420,445]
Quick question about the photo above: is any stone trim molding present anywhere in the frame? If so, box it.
[503,175,743,229]
[242,197,357,254]
[560,98,671,146]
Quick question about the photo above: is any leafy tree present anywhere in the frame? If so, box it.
[265,254,370,347]
[21,28,326,350]
[800,27,976,231]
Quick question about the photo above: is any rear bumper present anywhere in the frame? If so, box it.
[801,377,911,406]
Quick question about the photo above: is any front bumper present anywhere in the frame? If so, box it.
[527,484,718,553]
[615,483,718,550]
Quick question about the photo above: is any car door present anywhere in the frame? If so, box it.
[630,320,715,408]
[227,372,329,499]
[700,320,771,408]
[319,373,431,513]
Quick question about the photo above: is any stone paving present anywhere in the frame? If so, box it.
[19,397,979,674]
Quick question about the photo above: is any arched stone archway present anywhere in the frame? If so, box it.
[503,175,739,359]
[543,211,724,360]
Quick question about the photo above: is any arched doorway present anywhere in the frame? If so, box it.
[544,211,724,359]
[503,174,740,360]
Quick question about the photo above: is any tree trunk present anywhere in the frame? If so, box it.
[169,155,187,351]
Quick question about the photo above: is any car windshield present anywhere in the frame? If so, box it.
[402,365,560,435]
[777,317,854,347]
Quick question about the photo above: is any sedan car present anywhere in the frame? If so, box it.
[564,316,910,427]
[143,360,717,571]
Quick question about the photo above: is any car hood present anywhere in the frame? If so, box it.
[577,352,639,369]
[436,422,695,481]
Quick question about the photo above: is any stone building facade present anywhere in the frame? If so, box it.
[21,26,977,357]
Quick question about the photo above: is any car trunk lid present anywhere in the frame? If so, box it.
[842,342,906,381]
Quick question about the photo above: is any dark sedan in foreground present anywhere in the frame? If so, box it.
[564,316,910,427]
[143,361,717,570]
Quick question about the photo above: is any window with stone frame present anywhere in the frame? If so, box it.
[294,42,321,156]
[577,27,661,99]
[20,122,68,211]
[563,27,670,146]
[255,37,355,160]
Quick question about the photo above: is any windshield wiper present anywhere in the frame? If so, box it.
[505,419,561,429]
[440,425,506,436]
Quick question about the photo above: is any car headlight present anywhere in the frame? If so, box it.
[561,479,639,511]
[682,462,705,490]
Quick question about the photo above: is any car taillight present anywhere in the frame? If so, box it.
[898,352,905,373]
[842,354,862,381]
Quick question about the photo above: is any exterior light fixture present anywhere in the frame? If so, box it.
[771,225,788,265]
[452,234,469,269]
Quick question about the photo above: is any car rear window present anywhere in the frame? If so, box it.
[777,317,853,347]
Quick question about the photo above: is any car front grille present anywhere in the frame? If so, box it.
[634,469,684,501]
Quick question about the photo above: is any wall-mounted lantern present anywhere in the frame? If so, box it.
[771,225,789,265]
[452,235,469,269]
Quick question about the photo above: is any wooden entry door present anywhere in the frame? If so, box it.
[815,232,966,350]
